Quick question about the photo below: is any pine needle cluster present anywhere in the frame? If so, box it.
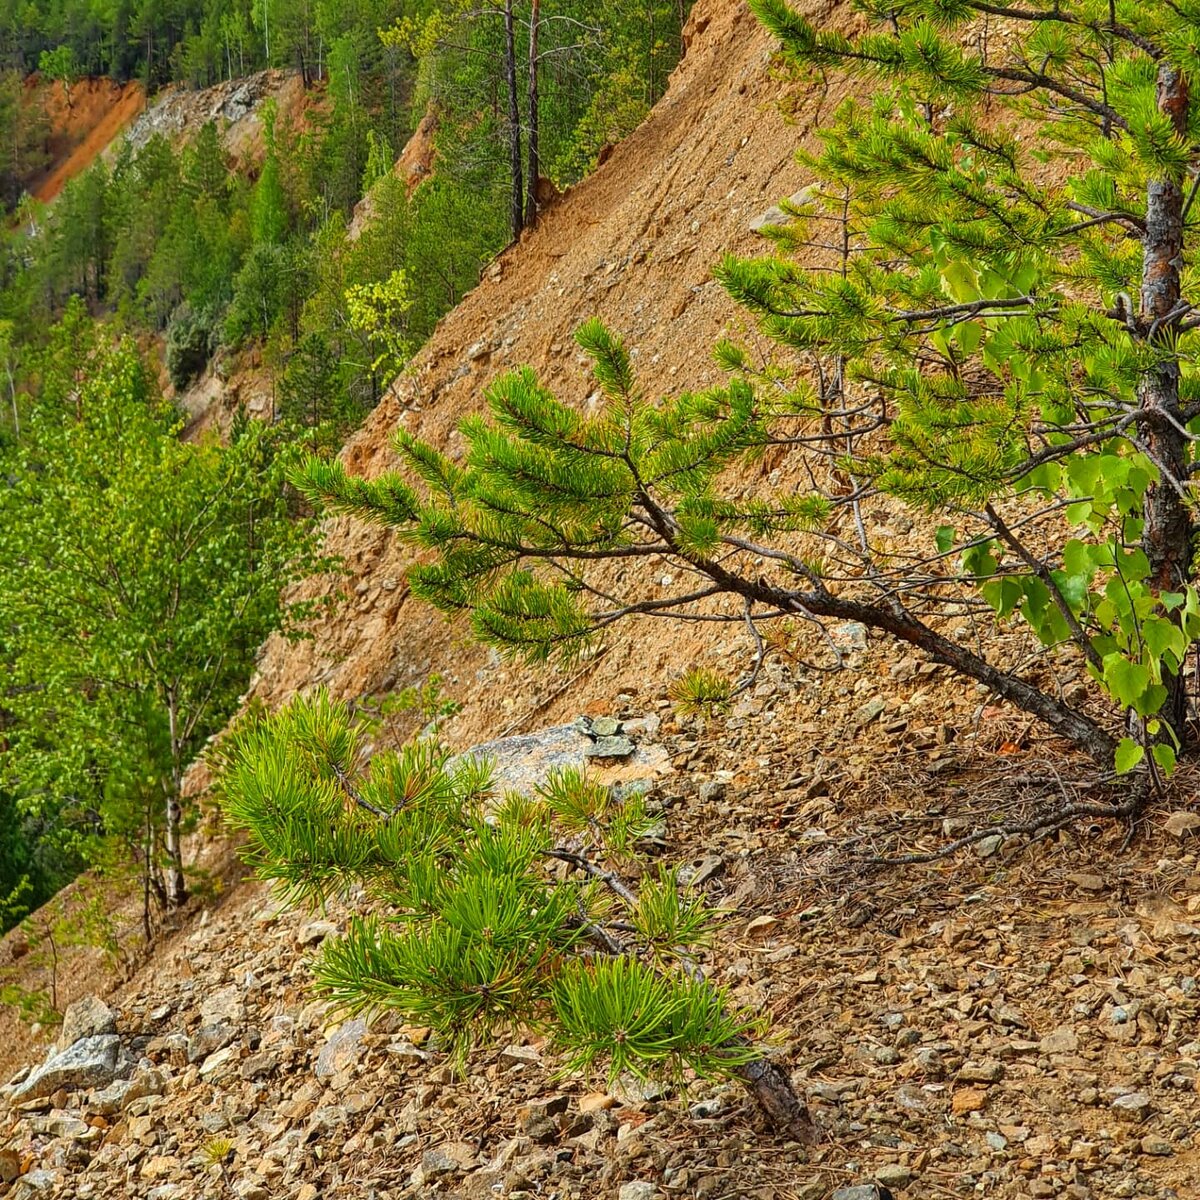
[217,692,764,1088]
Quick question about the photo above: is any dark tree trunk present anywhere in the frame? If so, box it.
[525,0,540,229]
[164,692,187,908]
[504,0,524,241]
[1139,63,1193,743]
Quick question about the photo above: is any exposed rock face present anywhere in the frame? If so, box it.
[450,716,670,795]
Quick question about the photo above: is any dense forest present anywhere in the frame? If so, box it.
[0,0,694,950]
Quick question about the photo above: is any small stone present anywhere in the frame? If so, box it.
[875,1163,915,1188]
[1065,872,1106,891]
[913,1048,945,1078]
[420,1141,477,1178]
[583,735,635,759]
[618,1183,657,1200]
[745,915,778,936]
[854,697,886,728]
[140,1155,180,1181]
[1111,1092,1152,1121]
[688,855,724,887]
[986,1132,1008,1152]
[198,1046,239,1080]
[499,1044,541,1067]
[832,1187,888,1200]
[1165,811,1200,838]
[199,986,244,1027]
[297,921,339,947]
[187,1023,236,1064]
[697,780,726,805]
[830,622,869,650]
[958,1060,1004,1083]
[589,717,621,737]
[0,1151,19,1183]
[38,1113,89,1138]
[315,1019,368,1079]
[951,1088,988,1115]
[1040,1026,1079,1055]
[12,1170,59,1198]
[1140,1135,1173,1156]
[58,997,117,1050]
[975,834,1003,859]
[578,1092,616,1113]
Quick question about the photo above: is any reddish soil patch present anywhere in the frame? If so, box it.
[26,76,145,204]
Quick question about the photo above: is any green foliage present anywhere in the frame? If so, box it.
[667,670,733,719]
[165,303,220,390]
[0,303,331,910]
[37,44,76,96]
[218,690,762,1086]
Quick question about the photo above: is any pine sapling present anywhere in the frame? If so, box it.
[216,691,816,1138]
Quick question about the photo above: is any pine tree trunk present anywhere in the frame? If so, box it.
[730,1051,818,1141]
[504,0,524,241]
[525,0,540,229]
[1139,63,1193,743]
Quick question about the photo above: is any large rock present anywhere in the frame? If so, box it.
[187,1023,237,1064]
[91,1063,168,1115]
[449,720,670,796]
[58,996,117,1051]
[12,1035,121,1101]
[11,1170,59,1198]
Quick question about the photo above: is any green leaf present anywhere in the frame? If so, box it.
[1114,737,1144,774]
[1142,617,1187,666]
[981,576,1023,619]
[1103,654,1149,709]
[1151,743,1177,775]
[935,525,955,554]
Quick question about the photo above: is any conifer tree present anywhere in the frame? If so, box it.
[297,1,1200,826]
[217,690,815,1135]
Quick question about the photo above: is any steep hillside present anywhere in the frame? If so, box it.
[248,0,846,742]
[121,69,317,168]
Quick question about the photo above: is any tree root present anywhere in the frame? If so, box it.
[860,775,1151,868]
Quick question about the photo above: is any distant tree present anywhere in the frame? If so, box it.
[250,100,288,245]
[343,267,413,398]
[38,45,78,109]
[0,70,48,211]
[0,303,329,911]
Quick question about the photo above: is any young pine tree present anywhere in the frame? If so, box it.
[297,2,1200,827]
[217,690,815,1135]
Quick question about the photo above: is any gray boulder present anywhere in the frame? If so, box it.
[13,1035,121,1101]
